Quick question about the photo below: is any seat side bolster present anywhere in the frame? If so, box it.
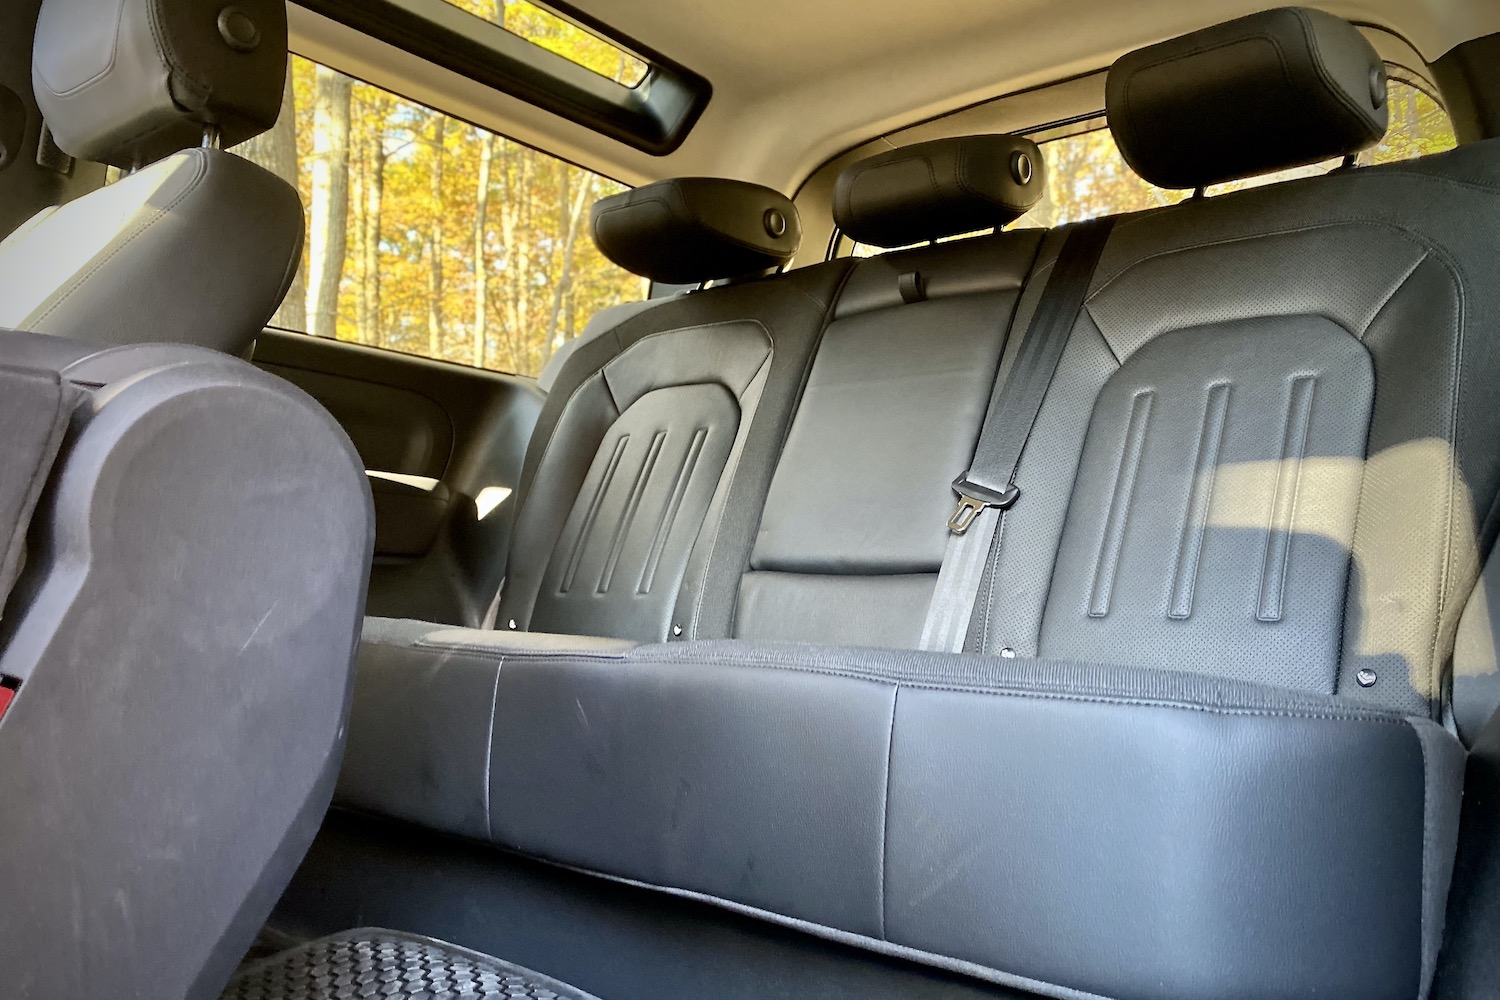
[338,620,636,841]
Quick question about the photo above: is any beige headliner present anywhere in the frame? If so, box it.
[291,0,1500,195]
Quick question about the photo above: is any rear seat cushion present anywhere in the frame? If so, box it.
[343,622,1464,1000]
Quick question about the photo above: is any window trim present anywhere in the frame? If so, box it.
[292,0,711,155]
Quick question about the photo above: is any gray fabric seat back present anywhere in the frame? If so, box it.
[0,333,373,1000]
[0,0,302,354]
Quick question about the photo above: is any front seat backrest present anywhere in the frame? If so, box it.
[0,0,301,353]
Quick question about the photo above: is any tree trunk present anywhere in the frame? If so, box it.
[360,125,386,346]
[426,116,447,359]
[472,132,494,368]
[239,63,306,330]
[307,66,353,339]
[543,169,590,357]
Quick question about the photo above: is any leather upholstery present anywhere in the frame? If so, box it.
[591,178,801,284]
[33,0,288,167]
[743,231,1042,644]
[499,260,852,642]
[834,135,1045,248]
[0,149,303,353]
[329,16,1500,998]
[346,624,1462,1000]
[1107,7,1388,188]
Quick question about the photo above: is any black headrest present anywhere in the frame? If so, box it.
[591,178,801,285]
[1106,7,1387,190]
[33,0,289,168]
[833,135,1045,249]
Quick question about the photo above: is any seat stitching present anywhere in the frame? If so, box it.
[29,152,210,327]
[483,658,503,842]
[687,349,773,638]
[417,639,1411,723]
[1091,217,1442,302]
[1414,719,1433,981]
[878,686,897,941]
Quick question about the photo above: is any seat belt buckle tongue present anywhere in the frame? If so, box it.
[947,481,1020,535]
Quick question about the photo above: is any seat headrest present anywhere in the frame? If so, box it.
[33,0,289,168]
[591,178,801,285]
[833,135,1045,249]
[1106,7,1387,190]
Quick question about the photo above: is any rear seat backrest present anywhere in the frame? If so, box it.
[741,135,1047,647]
[970,7,1499,717]
[497,179,853,642]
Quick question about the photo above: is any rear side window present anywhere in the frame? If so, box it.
[1016,77,1457,228]
[237,56,648,377]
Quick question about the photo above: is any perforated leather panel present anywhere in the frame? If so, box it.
[1041,317,1374,691]
[531,383,740,638]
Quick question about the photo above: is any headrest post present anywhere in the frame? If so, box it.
[201,126,224,151]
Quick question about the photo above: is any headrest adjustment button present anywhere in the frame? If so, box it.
[1369,66,1387,109]
[764,208,788,238]
[1011,151,1034,186]
[218,7,262,53]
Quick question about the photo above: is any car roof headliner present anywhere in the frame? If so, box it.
[291,0,1500,194]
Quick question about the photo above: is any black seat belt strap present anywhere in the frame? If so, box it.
[920,217,1115,653]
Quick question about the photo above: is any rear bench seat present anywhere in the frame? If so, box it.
[337,9,1500,1000]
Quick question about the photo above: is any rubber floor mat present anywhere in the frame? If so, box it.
[221,928,604,1000]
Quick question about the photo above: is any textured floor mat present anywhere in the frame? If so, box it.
[222,928,604,1000]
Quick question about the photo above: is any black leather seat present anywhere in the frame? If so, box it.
[321,8,1500,1000]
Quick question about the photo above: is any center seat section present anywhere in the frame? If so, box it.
[281,9,1500,1000]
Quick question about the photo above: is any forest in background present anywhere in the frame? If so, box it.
[241,8,1457,376]
[856,78,1457,252]
[238,0,649,378]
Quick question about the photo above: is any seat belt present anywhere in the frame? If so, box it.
[919,217,1115,653]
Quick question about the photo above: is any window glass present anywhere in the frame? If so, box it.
[1018,77,1456,227]
[441,0,648,86]
[237,56,649,377]
[848,78,1457,251]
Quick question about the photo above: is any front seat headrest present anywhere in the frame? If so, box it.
[591,178,801,285]
[834,135,1046,249]
[33,0,289,168]
[1106,7,1388,190]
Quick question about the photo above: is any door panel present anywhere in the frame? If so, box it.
[254,329,545,627]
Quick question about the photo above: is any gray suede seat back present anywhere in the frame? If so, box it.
[0,1,376,996]
[336,10,1495,1000]
[0,0,302,354]
[497,177,855,642]
[0,335,373,1000]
